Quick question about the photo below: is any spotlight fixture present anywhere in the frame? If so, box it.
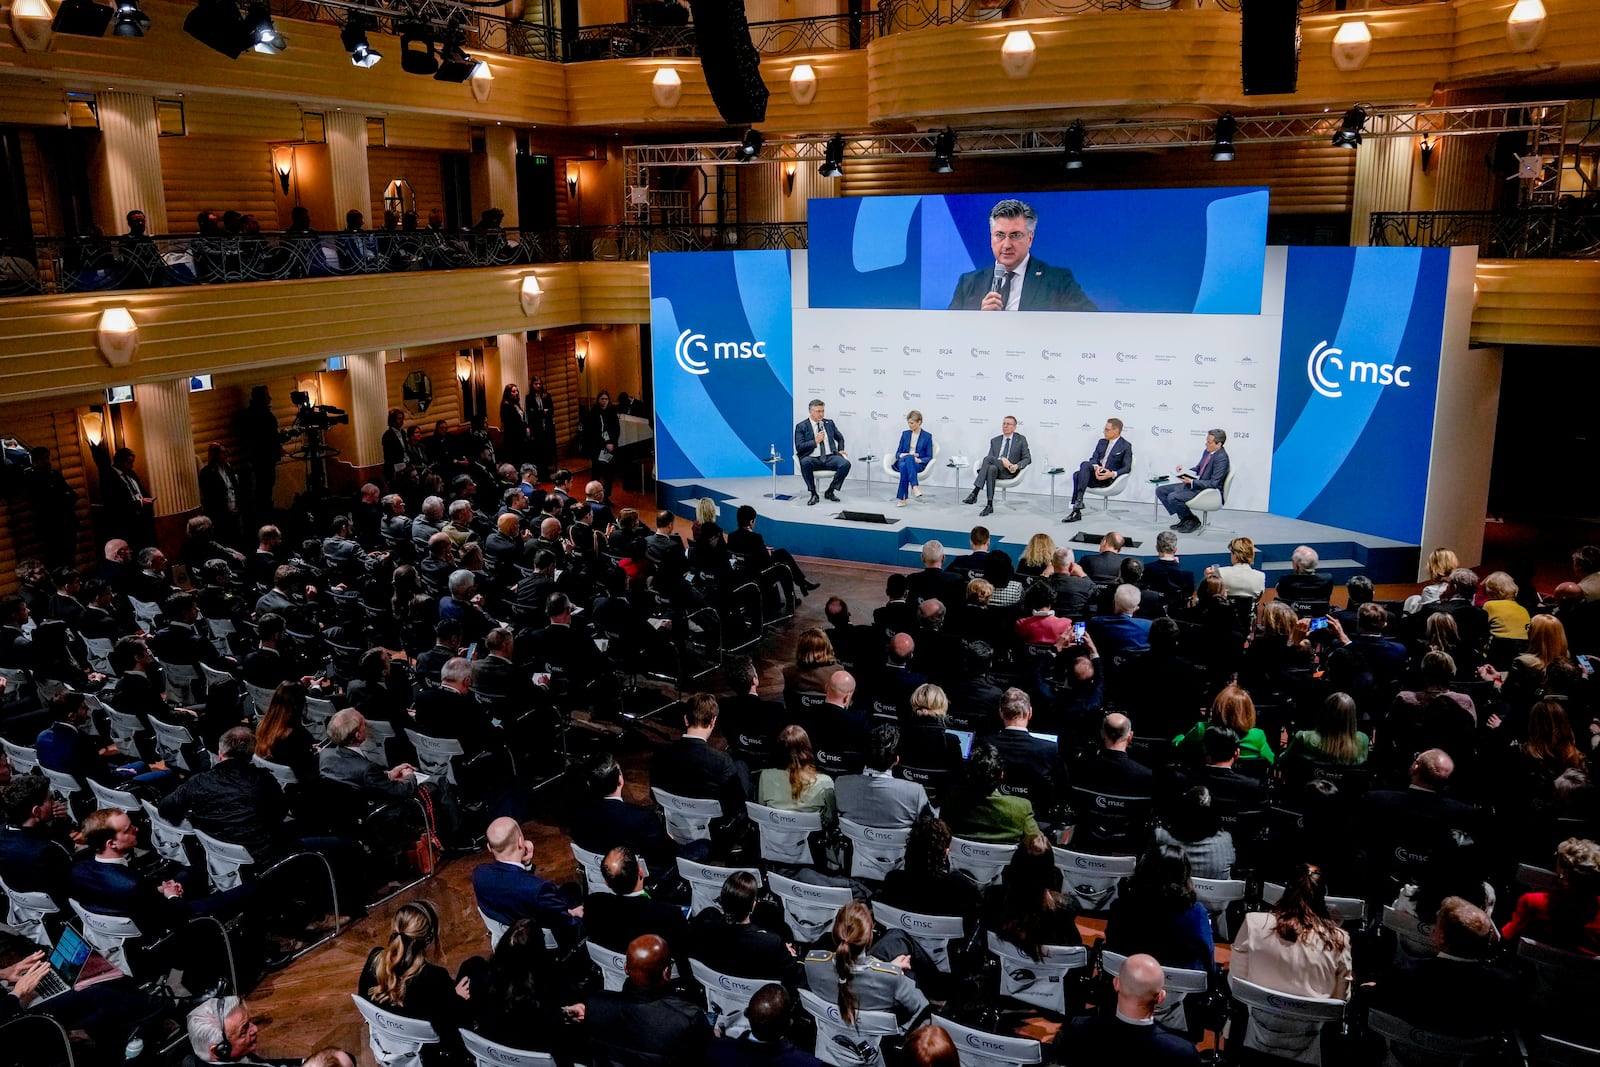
[400,25,438,75]
[341,16,381,68]
[1332,104,1366,149]
[1419,134,1433,174]
[1210,111,1237,162]
[737,129,763,160]
[112,0,149,37]
[930,127,956,174]
[818,134,845,178]
[184,0,248,58]
[244,2,286,54]
[52,0,114,37]
[434,36,476,83]
[1062,120,1086,170]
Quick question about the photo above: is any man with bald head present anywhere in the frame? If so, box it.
[1052,953,1198,1062]
[798,668,870,775]
[472,816,583,948]
[1363,748,1480,890]
[869,631,926,718]
[583,846,687,963]
[569,933,712,1066]
[1072,712,1155,798]
[709,983,822,1066]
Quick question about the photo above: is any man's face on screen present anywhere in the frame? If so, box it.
[990,215,1033,270]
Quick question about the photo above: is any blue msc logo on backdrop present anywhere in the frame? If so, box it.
[675,328,767,376]
[1306,340,1411,400]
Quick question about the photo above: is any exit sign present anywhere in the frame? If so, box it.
[531,154,550,165]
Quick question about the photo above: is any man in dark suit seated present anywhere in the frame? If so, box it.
[798,670,870,779]
[945,527,992,576]
[688,872,800,989]
[413,619,462,690]
[0,776,73,906]
[793,398,851,507]
[989,688,1063,812]
[729,505,817,594]
[253,565,320,633]
[946,198,1097,312]
[869,633,926,719]
[1051,953,1199,1064]
[1079,532,1126,586]
[1176,726,1266,814]
[1361,749,1479,891]
[1156,428,1230,535]
[1368,897,1520,1038]
[570,751,680,878]
[239,614,301,691]
[469,626,521,699]
[1334,602,1409,689]
[1071,713,1154,797]
[318,709,419,803]
[823,598,882,673]
[583,846,687,965]
[873,573,917,637]
[1063,418,1133,524]
[707,983,814,1067]
[1143,532,1196,606]
[413,655,502,758]
[1413,568,1491,655]
[906,541,968,610]
[474,816,583,949]
[524,592,620,720]
[439,569,500,646]
[567,934,713,1066]
[716,656,788,773]
[1097,558,1167,621]
[1274,545,1335,608]
[107,635,204,736]
[1044,548,1099,621]
[961,415,1030,518]
[645,510,686,566]
[36,689,172,791]
[650,693,746,820]
[321,514,379,580]
[124,547,176,607]
[150,593,234,673]
[834,723,930,830]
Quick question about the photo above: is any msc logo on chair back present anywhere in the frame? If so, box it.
[1307,339,1412,400]
[674,328,768,376]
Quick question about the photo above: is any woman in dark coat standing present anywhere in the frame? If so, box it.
[498,383,528,469]
[524,375,558,478]
[584,389,623,505]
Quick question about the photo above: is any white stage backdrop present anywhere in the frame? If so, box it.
[789,251,1285,511]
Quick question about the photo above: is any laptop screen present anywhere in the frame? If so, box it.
[945,729,975,760]
[50,925,92,983]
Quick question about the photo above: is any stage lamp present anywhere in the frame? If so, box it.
[112,0,149,37]
[434,36,476,83]
[1331,104,1366,149]
[818,134,845,178]
[184,0,248,58]
[1210,111,1237,162]
[1062,120,1086,170]
[400,26,438,75]
[341,17,381,67]
[738,129,763,160]
[244,3,286,54]
[53,0,114,36]
[930,128,956,174]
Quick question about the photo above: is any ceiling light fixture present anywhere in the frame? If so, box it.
[818,134,845,178]
[244,2,285,54]
[184,0,248,58]
[434,34,476,83]
[1331,104,1366,149]
[1210,111,1237,162]
[52,0,114,37]
[399,25,438,75]
[341,16,381,67]
[112,0,149,37]
[738,128,763,160]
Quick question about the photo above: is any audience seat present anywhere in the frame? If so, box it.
[689,958,767,1039]
[838,818,909,881]
[798,988,902,1067]
[745,802,822,867]
[874,902,966,975]
[948,836,1016,889]
[0,874,58,947]
[767,871,851,944]
[458,1029,556,1067]
[985,932,1088,1016]
[352,993,440,1067]
[1052,849,1137,914]
[1226,974,1345,1066]
[930,1014,1044,1066]
[1102,949,1210,1035]
[677,857,762,916]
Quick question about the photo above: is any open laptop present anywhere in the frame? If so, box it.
[945,729,975,760]
[32,925,93,1003]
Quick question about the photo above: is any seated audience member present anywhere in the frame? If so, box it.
[1103,844,1215,974]
[945,742,1040,843]
[945,527,992,576]
[782,629,844,705]
[903,1024,960,1067]
[1337,601,1409,688]
[466,919,571,1054]
[985,832,1082,961]
[1370,897,1522,1036]
[1501,836,1600,954]
[158,726,288,863]
[186,997,277,1066]
[413,655,500,758]
[1389,827,1496,922]
[1121,617,1209,740]
[716,655,788,772]
[569,934,713,1067]
[1072,712,1155,796]
[897,682,963,781]
[802,902,927,1030]
[1143,531,1196,605]
[1239,601,1313,704]
[1016,533,1055,578]
[756,725,836,819]
[651,692,745,819]
[1281,692,1370,771]
[319,709,419,802]
[822,597,881,672]
[686,871,799,986]
[1155,786,1235,881]
[1174,684,1275,765]
[907,540,968,610]
[834,723,930,830]
[729,504,818,594]
[1016,582,1073,646]
[1179,725,1268,814]
[1080,532,1126,586]
[1414,547,1460,609]
[1088,584,1153,658]
[255,564,319,633]
[253,681,319,784]
[1229,862,1352,999]
[1044,547,1099,620]
[1275,545,1334,606]
[980,551,1025,609]
[35,688,170,790]
[240,614,299,691]
[799,669,870,776]
[439,569,499,645]
[707,983,820,1067]
[874,573,916,636]
[989,688,1063,810]
[867,632,924,719]
[569,751,678,876]
[584,846,687,961]
[1051,953,1200,1064]
[1363,749,1479,890]
[357,901,475,1063]
[0,776,73,904]
[880,812,983,934]
[473,817,583,950]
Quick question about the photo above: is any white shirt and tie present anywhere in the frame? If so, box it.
[813,421,829,457]
[994,255,1029,311]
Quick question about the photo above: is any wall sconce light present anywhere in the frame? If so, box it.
[519,274,542,316]
[565,163,578,200]
[574,343,587,374]
[96,307,138,367]
[651,67,682,109]
[789,63,817,106]
[1331,20,1372,71]
[81,410,105,449]
[270,145,293,194]
[469,59,494,102]
[784,162,796,195]
[10,0,54,53]
[1419,135,1434,174]
[1505,0,1546,52]
[1000,30,1036,78]
[455,355,473,384]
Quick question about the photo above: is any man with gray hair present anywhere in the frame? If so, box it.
[1157,428,1229,534]
[441,567,498,644]
[415,655,501,757]
[1046,545,1098,618]
[908,540,965,608]
[1275,544,1334,605]
[1144,530,1196,605]
[1088,584,1153,659]
[947,198,1097,312]
[187,996,266,1064]
[410,494,446,553]
[319,709,417,800]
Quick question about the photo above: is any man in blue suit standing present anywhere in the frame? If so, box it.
[1064,418,1134,524]
[793,399,850,506]
[946,199,1098,312]
[472,816,584,949]
[1156,428,1230,534]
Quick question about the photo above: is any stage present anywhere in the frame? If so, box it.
[660,473,1421,584]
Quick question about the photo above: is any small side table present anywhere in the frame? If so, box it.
[763,455,784,500]
[857,453,876,490]
[1148,476,1171,522]
[1046,467,1066,512]
[947,458,969,501]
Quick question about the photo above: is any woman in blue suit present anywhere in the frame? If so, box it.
[894,409,934,506]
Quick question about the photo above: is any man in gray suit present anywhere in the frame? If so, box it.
[318,708,418,801]
[835,724,930,829]
[963,415,1031,517]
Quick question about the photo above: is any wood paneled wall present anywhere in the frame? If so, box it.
[527,331,581,459]
[367,148,448,223]
[387,346,466,430]
[159,136,280,232]
[1472,259,1600,348]
[0,405,93,590]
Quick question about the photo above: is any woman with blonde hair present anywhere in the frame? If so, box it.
[1175,683,1275,763]
[756,724,836,818]
[900,682,964,777]
[1482,571,1531,639]
[1420,548,1459,606]
[893,410,933,506]
[1017,533,1056,577]
[358,900,476,1061]
[1215,536,1266,597]
[1240,600,1312,703]
[801,901,926,1027]
[692,496,718,538]
[1282,692,1369,770]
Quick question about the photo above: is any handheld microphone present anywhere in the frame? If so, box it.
[991,264,1006,294]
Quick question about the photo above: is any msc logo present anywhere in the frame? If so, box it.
[837,388,855,398]
[903,345,922,355]
[1233,379,1259,392]
[902,390,921,401]
[1041,348,1061,359]
[870,410,889,421]
[1191,403,1214,415]
[1116,351,1137,363]
[837,343,856,354]
[1077,374,1099,386]
[937,370,955,381]
[1194,353,1217,366]
[1114,399,1134,411]
[806,364,824,375]
[1004,372,1024,383]
[970,347,990,358]
[1307,340,1412,400]
[1151,425,1173,437]
[673,329,767,375]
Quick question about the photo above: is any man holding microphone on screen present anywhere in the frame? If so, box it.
[947,199,1098,312]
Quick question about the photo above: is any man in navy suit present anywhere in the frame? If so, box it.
[793,399,850,506]
[1156,428,1230,534]
[472,816,584,949]
[946,199,1097,312]
[1065,419,1134,524]
[569,751,681,876]
[962,415,1030,517]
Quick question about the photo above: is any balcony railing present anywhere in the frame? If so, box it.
[1369,210,1600,259]
[571,12,873,59]
[0,224,813,296]
[876,0,1444,34]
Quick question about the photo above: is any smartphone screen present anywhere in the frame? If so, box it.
[1308,617,1329,632]
[1073,622,1087,641]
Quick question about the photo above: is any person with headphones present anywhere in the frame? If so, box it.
[186,996,267,1064]
[356,900,481,1063]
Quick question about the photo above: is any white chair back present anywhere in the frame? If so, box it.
[199,661,234,692]
[745,802,822,866]
[873,901,966,973]
[930,1013,1044,1066]
[689,959,768,1039]
[798,987,901,1067]
[586,940,628,991]
[207,617,237,658]
[1052,848,1136,914]
[0,874,58,946]
[0,739,38,775]
[947,836,1016,889]
[1515,863,1561,894]
[148,717,194,771]
[245,682,277,716]
[142,797,195,865]
[88,779,141,812]
[352,993,441,1067]
[1382,905,1438,961]
[838,819,910,881]
[767,871,852,943]
[880,438,941,478]
[1228,974,1345,1066]
[478,908,509,948]
[252,754,299,789]
[675,857,762,916]
[159,660,201,705]
[1366,1008,1501,1065]
[70,899,141,973]
[1516,936,1600,1016]
[1084,465,1133,511]
[35,678,69,705]
[305,696,337,740]
[1531,1034,1600,1065]
[103,705,145,754]
[985,932,1087,1016]
[40,765,83,803]
[1190,466,1237,529]
[570,842,609,895]
[361,718,396,765]
[1191,876,1247,941]
[457,1029,556,1067]
[194,828,254,891]
[1101,949,1209,1033]
[128,598,161,631]
[404,729,463,784]
[652,787,724,844]
[83,637,115,674]
[1263,882,1366,930]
